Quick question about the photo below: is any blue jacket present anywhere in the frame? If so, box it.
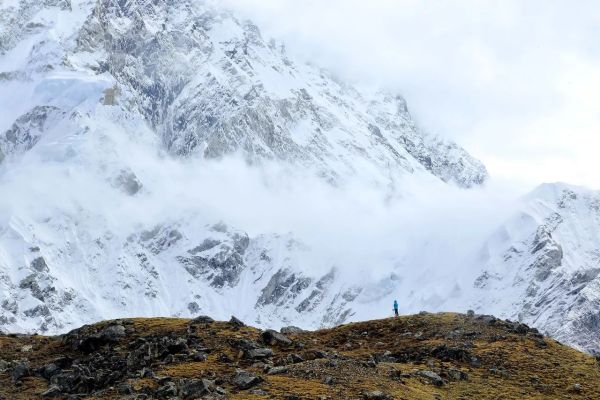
[393,301,398,309]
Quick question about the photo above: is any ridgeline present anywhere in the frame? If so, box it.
[1,312,599,399]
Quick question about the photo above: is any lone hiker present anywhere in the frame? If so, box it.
[393,300,399,317]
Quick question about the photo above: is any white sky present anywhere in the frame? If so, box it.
[224,0,600,189]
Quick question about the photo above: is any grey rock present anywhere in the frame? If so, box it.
[246,348,274,360]
[447,368,469,381]
[11,362,30,383]
[113,169,143,195]
[250,389,268,395]
[190,315,214,324]
[178,378,214,399]
[156,381,178,398]
[232,369,262,390]
[101,324,126,341]
[1,106,61,159]
[280,326,305,334]
[417,370,445,387]
[40,362,61,379]
[30,257,48,272]
[262,329,292,346]
[41,385,63,398]
[286,353,304,364]
[229,316,245,328]
[362,391,392,400]
[0,359,10,372]
[569,383,583,394]
[267,366,288,375]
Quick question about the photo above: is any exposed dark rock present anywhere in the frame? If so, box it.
[39,363,61,379]
[246,348,274,360]
[430,344,471,362]
[179,378,213,399]
[190,316,214,325]
[41,385,62,398]
[155,381,178,398]
[280,326,305,334]
[262,329,292,347]
[229,316,245,328]
[11,362,30,383]
[232,369,262,390]
[447,368,469,381]
[286,353,304,364]
[267,366,288,375]
[373,351,397,363]
[417,370,445,386]
[113,169,143,195]
[63,323,126,353]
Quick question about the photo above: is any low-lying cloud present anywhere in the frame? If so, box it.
[222,0,600,189]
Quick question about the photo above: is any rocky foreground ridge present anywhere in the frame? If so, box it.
[1,313,599,400]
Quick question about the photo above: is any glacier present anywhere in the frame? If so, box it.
[0,0,599,354]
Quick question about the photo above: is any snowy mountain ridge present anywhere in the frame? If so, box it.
[0,0,599,354]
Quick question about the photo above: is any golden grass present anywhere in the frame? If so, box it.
[1,313,599,399]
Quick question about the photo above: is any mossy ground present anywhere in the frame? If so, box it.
[1,313,599,399]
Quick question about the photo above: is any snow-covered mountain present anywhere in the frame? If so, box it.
[0,0,598,354]
[468,183,600,352]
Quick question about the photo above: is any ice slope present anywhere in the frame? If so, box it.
[466,183,600,352]
[0,0,487,334]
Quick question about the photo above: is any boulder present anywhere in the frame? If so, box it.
[280,326,305,335]
[363,391,392,399]
[190,316,214,325]
[156,381,178,399]
[246,348,274,360]
[261,329,292,347]
[447,368,469,381]
[373,351,397,363]
[286,353,304,364]
[232,369,262,390]
[229,316,245,328]
[166,337,188,354]
[11,362,30,383]
[417,370,445,387]
[267,366,288,375]
[179,378,214,399]
[63,323,126,353]
[39,363,61,379]
[100,324,126,341]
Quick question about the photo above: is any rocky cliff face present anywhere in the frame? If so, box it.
[471,183,600,353]
[1,0,487,187]
[0,0,488,338]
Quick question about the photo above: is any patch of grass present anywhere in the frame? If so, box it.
[2,313,600,399]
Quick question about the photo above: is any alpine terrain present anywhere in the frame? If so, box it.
[0,0,599,358]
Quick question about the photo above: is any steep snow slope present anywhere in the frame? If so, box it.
[0,0,487,188]
[468,183,600,353]
[0,0,487,335]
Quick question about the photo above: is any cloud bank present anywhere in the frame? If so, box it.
[223,0,600,189]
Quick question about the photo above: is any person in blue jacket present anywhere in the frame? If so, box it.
[393,300,399,317]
